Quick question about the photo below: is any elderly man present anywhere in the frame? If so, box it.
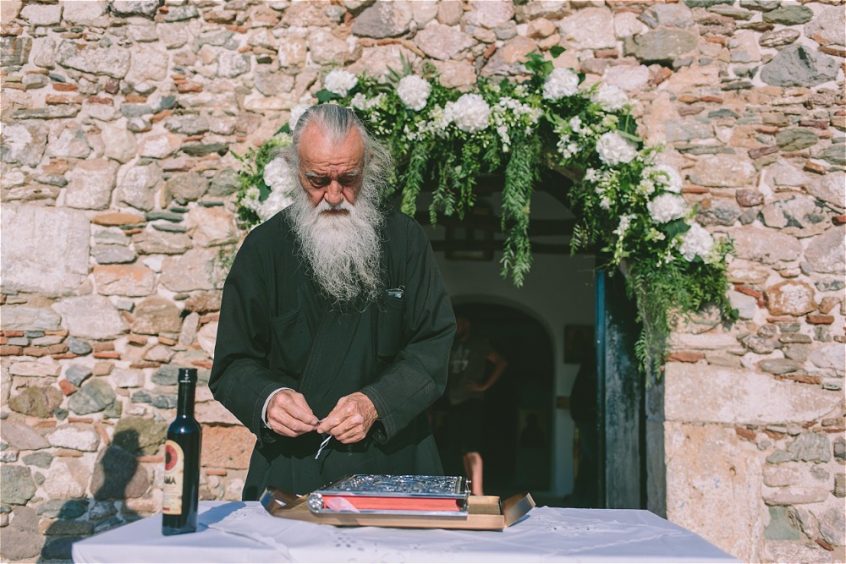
[210,104,456,499]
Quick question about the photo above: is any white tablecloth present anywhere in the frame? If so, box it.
[73,501,736,563]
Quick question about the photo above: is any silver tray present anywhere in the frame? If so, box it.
[307,474,470,517]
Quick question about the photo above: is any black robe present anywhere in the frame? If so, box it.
[209,207,456,499]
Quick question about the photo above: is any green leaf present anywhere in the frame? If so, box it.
[619,114,638,136]
[525,52,543,65]
[399,52,414,77]
[386,64,405,86]
[257,179,271,201]
[400,141,429,216]
[618,131,642,144]
[316,89,340,103]
[549,45,565,58]
[663,219,690,239]
[524,52,554,79]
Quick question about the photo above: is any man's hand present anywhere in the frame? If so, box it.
[316,392,378,444]
[266,389,318,437]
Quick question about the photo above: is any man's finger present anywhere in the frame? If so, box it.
[275,391,318,428]
[267,409,307,435]
[336,427,364,444]
[268,419,298,438]
[316,400,352,434]
[317,412,346,435]
[274,410,316,434]
[316,392,377,438]
[285,392,319,425]
[326,413,362,439]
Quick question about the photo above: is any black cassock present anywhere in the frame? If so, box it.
[210,207,456,499]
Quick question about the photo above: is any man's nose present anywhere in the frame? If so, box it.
[324,181,344,206]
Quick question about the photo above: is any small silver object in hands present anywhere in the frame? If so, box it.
[315,434,332,460]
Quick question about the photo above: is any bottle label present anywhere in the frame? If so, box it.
[162,439,184,515]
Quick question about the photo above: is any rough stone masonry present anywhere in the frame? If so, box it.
[0,0,844,562]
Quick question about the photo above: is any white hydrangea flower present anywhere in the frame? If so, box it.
[350,93,368,110]
[258,188,294,221]
[593,84,629,111]
[262,156,293,192]
[679,222,715,262]
[647,193,687,224]
[651,164,683,193]
[542,68,579,100]
[397,74,431,111]
[569,116,583,133]
[596,131,638,166]
[323,69,357,96]
[350,93,385,111]
[258,156,296,220]
[289,104,311,131]
[584,168,600,182]
[242,186,261,213]
[444,94,490,133]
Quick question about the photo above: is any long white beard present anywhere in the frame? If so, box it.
[289,182,384,305]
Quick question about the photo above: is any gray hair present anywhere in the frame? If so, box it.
[288,104,393,203]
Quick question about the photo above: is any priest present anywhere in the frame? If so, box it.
[210,104,456,499]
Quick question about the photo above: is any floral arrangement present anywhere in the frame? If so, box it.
[234,51,736,374]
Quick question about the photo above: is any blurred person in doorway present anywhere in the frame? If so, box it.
[446,315,508,496]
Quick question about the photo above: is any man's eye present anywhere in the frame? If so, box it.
[339,175,359,186]
[310,177,330,187]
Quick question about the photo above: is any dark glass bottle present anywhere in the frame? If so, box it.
[162,368,202,535]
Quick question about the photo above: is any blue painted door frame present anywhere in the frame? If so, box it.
[595,269,647,509]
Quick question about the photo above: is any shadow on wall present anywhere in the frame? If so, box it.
[39,430,145,562]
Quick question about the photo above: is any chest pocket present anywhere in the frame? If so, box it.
[376,295,404,361]
[270,307,312,374]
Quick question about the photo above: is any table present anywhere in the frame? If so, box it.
[73,501,737,563]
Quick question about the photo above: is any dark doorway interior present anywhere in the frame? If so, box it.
[432,302,555,500]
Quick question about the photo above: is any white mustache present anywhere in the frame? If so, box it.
[317,198,353,213]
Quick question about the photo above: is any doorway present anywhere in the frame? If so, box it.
[431,302,556,500]
[421,185,598,503]
[419,178,647,508]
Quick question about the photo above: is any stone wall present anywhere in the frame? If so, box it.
[0,0,843,561]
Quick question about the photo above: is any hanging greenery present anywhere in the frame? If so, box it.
[234,51,737,374]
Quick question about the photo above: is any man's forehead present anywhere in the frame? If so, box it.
[298,123,364,168]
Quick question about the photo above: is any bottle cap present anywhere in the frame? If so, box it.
[177,367,198,384]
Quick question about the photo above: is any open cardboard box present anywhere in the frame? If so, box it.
[260,488,535,531]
